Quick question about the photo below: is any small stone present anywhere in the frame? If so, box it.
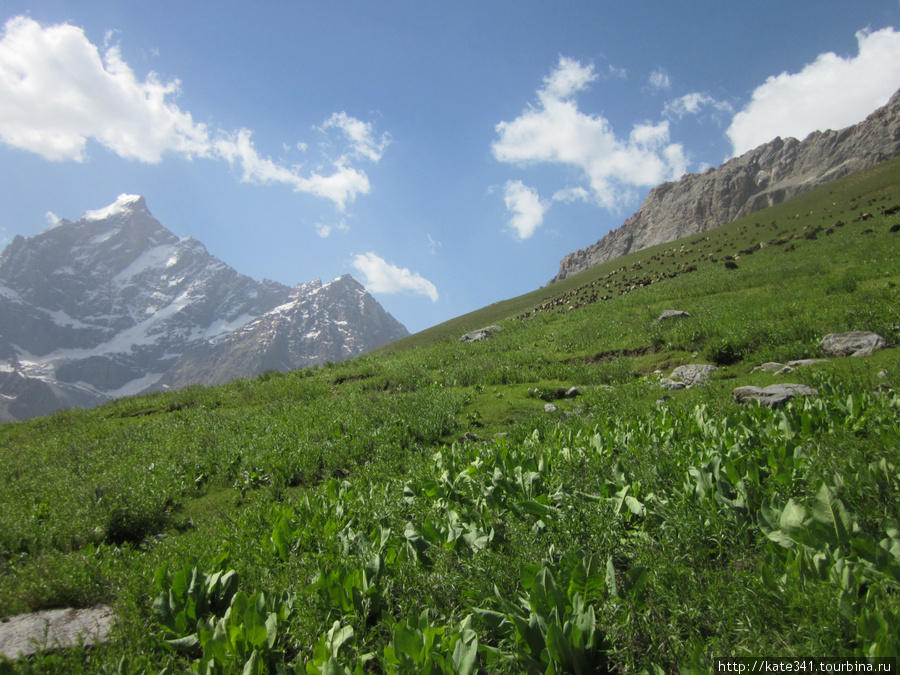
[878,370,888,378]
[460,432,478,442]
[751,362,784,374]
[565,387,580,398]
[657,310,691,321]
[785,359,829,368]
[544,404,558,413]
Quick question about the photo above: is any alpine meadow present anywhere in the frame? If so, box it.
[1,156,900,672]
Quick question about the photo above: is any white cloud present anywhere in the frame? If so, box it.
[318,112,390,162]
[552,186,590,203]
[664,92,733,119]
[649,68,671,90]
[351,252,438,302]
[0,16,386,212]
[503,180,548,239]
[608,64,628,80]
[0,16,210,163]
[427,233,441,255]
[315,220,348,237]
[726,27,900,156]
[493,56,688,210]
[213,129,371,211]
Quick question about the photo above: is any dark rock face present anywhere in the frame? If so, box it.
[551,89,900,283]
[0,195,408,421]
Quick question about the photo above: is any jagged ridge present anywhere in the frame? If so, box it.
[551,88,900,283]
[0,195,408,421]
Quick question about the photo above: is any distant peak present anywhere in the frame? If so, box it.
[81,194,147,222]
[329,273,364,289]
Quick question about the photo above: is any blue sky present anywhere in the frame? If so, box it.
[2,2,900,334]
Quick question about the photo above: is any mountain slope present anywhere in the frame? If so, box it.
[551,88,900,282]
[1,158,898,671]
[0,195,407,420]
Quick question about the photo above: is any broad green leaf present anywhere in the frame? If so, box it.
[394,623,425,663]
[605,557,618,598]
[518,499,554,518]
[545,622,575,668]
[568,555,604,603]
[777,499,809,543]
[165,634,199,652]
[452,632,478,675]
[242,649,263,675]
[265,612,278,650]
[810,483,853,547]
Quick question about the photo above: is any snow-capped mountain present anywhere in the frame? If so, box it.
[0,194,408,421]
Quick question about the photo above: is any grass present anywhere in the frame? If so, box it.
[0,158,899,672]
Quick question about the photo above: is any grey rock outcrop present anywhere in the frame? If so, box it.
[551,89,900,282]
[0,195,408,421]
[657,310,691,321]
[0,606,114,659]
[460,326,502,342]
[733,383,818,407]
[670,364,717,388]
[819,331,889,358]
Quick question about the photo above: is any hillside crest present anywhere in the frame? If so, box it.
[551,89,900,283]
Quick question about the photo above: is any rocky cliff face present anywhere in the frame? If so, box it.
[0,195,408,421]
[551,88,900,283]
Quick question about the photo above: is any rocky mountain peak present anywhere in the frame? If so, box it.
[0,197,408,421]
[551,88,900,283]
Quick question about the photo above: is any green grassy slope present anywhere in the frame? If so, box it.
[1,158,899,673]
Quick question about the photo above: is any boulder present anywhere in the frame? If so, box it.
[0,606,114,659]
[819,331,889,357]
[544,403,558,413]
[670,364,718,388]
[460,325,502,343]
[732,383,818,407]
[657,310,691,321]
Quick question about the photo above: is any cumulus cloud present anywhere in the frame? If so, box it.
[351,252,439,302]
[0,16,210,162]
[493,56,688,210]
[503,180,548,239]
[727,27,900,156]
[664,92,733,119]
[0,16,386,211]
[214,129,371,211]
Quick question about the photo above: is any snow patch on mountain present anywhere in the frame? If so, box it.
[0,195,409,421]
[82,194,143,222]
